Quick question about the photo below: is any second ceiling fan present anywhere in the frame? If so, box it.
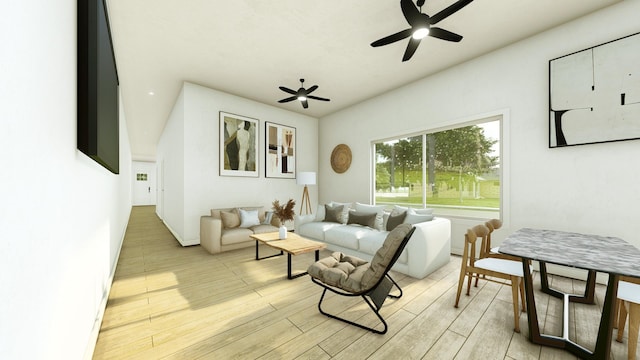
[371,0,474,62]
[278,79,330,109]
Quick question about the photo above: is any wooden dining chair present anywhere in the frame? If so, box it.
[475,219,527,306]
[616,276,640,360]
[454,224,525,332]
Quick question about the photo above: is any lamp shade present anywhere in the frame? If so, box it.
[297,172,316,185]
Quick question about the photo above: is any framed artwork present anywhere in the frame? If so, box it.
[220,112,259,177]
[266,122,296,178]
[549,32,640,148]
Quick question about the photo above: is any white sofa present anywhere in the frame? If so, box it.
[294,204,451,279]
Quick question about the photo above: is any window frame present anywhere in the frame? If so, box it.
[370,111,508,222]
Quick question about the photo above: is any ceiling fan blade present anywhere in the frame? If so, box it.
[429,27,463,42]
[429,0,474,25]
[402,37,421,61]
[371,28,413,47]
[301,100,309,109]
[306,85,318,95]
[308,95,330,102]
[279,86,297,95]
[401,0,423,27]
[278,96,298,103]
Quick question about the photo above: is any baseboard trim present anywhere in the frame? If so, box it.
[83,206,131,359]
[163,220,199,246]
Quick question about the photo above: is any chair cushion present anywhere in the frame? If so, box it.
[618,280,640,303]
[359,231,408,264]
[361,223,413,289]
[475,258,524,277]
[308,252,370,293]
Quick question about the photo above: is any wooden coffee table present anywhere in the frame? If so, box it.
[250,232,326,279]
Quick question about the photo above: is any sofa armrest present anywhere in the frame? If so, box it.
[294,214,316,230]
[405,217,451,278]
[200,216,222,254]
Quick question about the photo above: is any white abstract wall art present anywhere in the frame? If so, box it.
[549,32,640,147]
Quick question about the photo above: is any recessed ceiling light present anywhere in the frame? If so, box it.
[148,91,155,96]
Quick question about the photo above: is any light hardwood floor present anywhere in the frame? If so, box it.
[93,206,638,359]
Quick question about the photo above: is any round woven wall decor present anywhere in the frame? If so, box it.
[330,144,352,173]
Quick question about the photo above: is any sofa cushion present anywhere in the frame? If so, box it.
[386,211,406,231]
[330,201,352,223]
[239,208,260,228]
[347,211,377,228]
[324,204,344,223]
[358,231,408,264]
[403,212,434,225]
[250,224,279,234]
[393,205,434,216]
[354,203,386,230]
[220,209,240,229]
[314,204,326,222]
[297,221,342,241]
[220,227,253,245]
[324,225,377,250]
[262,211,274,225]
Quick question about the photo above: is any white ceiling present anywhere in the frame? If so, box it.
[106,0,622,160]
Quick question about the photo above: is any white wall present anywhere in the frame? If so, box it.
[156,87,186,238]
[157,82,318,245]
[319,1,640,253]
[0,1,132,359]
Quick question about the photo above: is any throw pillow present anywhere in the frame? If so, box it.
[347,211,377,228]
[392,205,433,216]
[261,210,274,225]
[354,202,386,230]
[239,208,260,228]
[403,213,434,225]
[386,211,407,231]
[330,201,352,223]
[324,204,344,223]
[220,209,240,229]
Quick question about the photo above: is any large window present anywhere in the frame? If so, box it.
[374,119,501,216]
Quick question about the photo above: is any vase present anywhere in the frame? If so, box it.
[279,225,287,239]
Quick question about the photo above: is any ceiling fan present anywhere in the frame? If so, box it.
[278,79,330,109]
[371,0,474,62]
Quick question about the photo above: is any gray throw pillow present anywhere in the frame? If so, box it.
[347,211,377,228]
[324,204,344,223]
[386,211,407,231]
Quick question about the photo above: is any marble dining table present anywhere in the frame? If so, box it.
[499,228,640,360]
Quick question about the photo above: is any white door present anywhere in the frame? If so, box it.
[132,161,156,206]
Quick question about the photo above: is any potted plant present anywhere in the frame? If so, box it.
[272,199,296,239]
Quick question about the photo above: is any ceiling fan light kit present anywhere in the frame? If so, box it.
[371,0,474,61]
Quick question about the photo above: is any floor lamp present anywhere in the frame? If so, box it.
[297,172,316,215]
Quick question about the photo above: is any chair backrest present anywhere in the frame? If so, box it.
[360,223,415,290]
[463,224,490,267]
[482,218,502,258]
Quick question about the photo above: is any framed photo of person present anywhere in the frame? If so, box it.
[220,112,259,177]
